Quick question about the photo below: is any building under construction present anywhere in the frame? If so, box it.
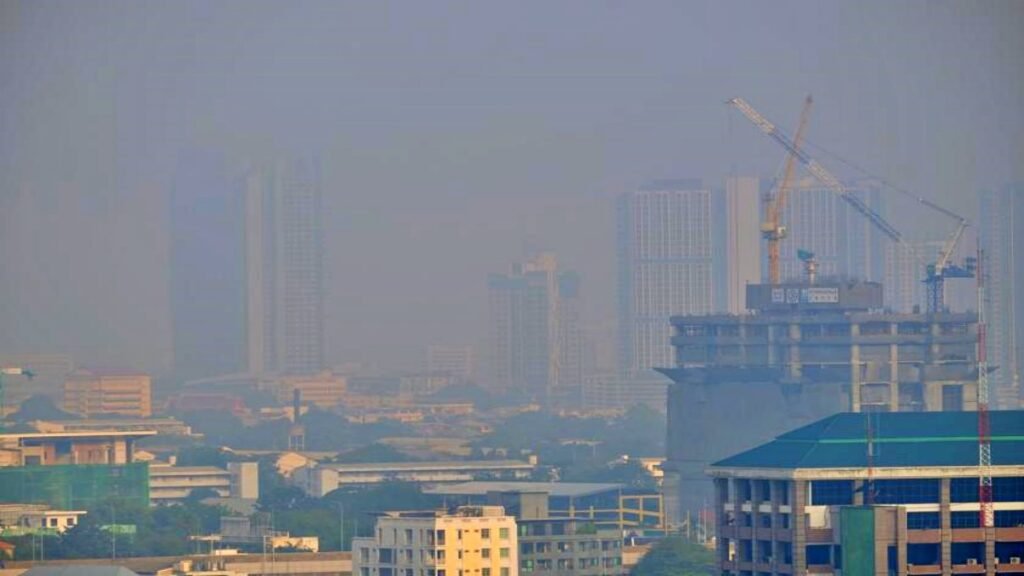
[659,280,978,526]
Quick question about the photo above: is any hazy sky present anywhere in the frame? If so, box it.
[1,1,1022,374]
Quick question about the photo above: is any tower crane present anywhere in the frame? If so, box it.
[763,95,813,284]
[726,97,974,312]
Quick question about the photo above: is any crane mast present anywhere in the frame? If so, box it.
[763,95,813,284]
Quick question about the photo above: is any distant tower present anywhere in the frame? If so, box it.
[616,181,716,375]
[170,152,248,381]
[980,184,1023,409]
[245,159,325,377]
[487,253,582,404]
[288,388,306,451]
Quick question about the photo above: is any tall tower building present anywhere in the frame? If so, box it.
[170,152,249,382]
[774,177,887,283]
[720,176,762,314]
[170,156,323,382]
[245,159,325,376]
[616,181,716,374]
[981,184,1023,409]
[487,253,582,403]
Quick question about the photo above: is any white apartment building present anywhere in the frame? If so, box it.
[352,506,518,576]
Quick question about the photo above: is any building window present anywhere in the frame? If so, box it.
[874,479,940,504]
[500,548,509,559]
[907,512,940,530]
[500,569,509,576]
[481,549,490,559]
[482,569,491,576]
[436,530,446,545]
[950,512,980,529]
[950,478,978,503]
[810,481,854,505]
[995,510,1024,528]
[499,527,509,540]
[481,528,490,539]
[994,477,1024,502]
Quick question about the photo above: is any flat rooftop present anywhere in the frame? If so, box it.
[322,460,534,472]
[425,481,627,498]
[0,430,157,441]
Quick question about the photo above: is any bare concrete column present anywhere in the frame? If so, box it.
[788,323,802,381]
[850,322,862,412]
[940,479,951,576]
[889,322,900,411]
[733,478,744,574]
[714,478,730,572]
[792,480,807,574]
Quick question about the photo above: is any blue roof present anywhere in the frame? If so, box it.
[712,410,1024,470]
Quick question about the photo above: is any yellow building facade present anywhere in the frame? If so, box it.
[353,506,518,576]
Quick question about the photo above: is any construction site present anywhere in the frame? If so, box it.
[661,96,987,527]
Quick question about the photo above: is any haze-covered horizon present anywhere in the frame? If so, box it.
[2,1,1022,376]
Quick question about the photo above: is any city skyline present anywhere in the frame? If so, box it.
[1,2,1021,380]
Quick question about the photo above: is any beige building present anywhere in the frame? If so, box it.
[353,506,518,576]
[274,372,347,408]
[149,462,259,504]
[63,368,152,417]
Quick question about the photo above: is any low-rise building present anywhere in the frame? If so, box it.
[518,517,625,576]
[0,504,86,535]
[352,506,518,576]
[32,417,194,437]
[292,460,536,498]
[64,368,152,417]
[149,462,259,504]
[707,410,1024,575]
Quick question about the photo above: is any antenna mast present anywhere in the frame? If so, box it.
[977,249,994,528]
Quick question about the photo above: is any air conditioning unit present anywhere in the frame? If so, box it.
[1010,557,1022,564]
[966,558,978,565]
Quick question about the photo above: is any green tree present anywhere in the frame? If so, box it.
[630,536,714,576]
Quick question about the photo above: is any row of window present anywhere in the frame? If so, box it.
[810,478,1024,506]
[361,567,511,576]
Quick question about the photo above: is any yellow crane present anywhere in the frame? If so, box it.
[762,95,813,284]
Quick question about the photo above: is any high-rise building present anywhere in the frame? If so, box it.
[981,183,1024,409]
[774,177,886,283]
[661,285,978,525]
[170,152,248,382]
[720,176,762,314]
[617,181,716,375]
[427,345,476,381]
[245,159,325,376]
[488,253,582,403]
[170,156,324,382]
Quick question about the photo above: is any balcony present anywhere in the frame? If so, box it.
[806,563,834,574]
[907,565,942,575]
[951,563,986,574]
[996,560,1024,573]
